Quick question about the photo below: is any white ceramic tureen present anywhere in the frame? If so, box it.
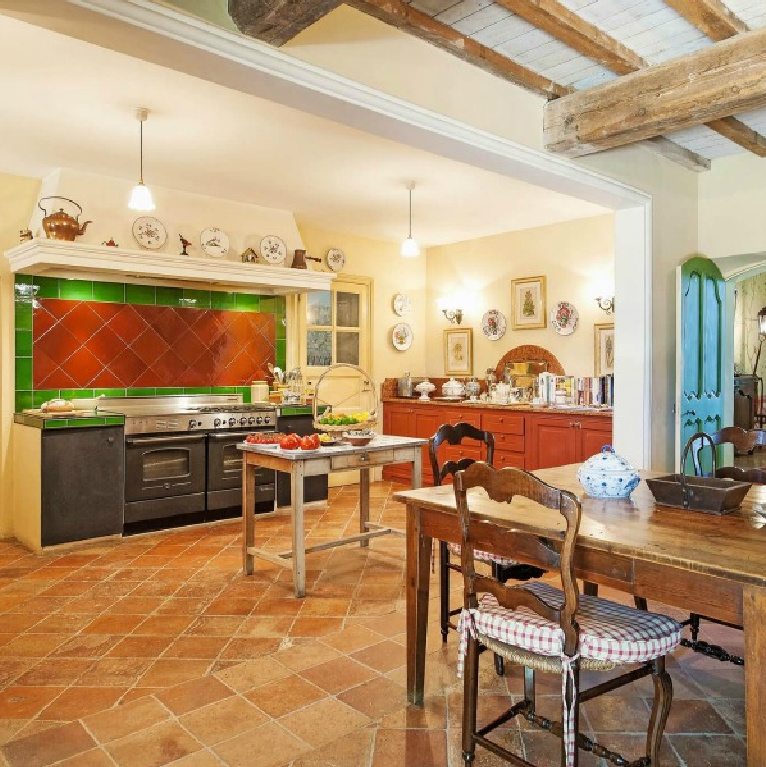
[577,446,640,499]
[442,377,465,398]
[414,380,436,401]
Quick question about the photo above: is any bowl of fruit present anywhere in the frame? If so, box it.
[318,433,344,447]
[316,410,376,433]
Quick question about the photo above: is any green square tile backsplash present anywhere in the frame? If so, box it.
[15,277,286,412]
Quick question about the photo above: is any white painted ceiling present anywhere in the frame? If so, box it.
[0,13,607,247]
[408,0,766,161]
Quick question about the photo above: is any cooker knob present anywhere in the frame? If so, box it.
[188,419,198,429]
[239,417,248,426]
[228,417,236,427]
[255,416,263,425]
[248,417,256,425]
[213,418,221,427]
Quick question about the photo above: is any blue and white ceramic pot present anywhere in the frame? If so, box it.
[577,445,640,499]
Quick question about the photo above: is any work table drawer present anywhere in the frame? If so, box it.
[331,449,395,470]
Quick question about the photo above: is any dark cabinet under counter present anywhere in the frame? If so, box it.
[276,412,328,506]
[41,426,124,546]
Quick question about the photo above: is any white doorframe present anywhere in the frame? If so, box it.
[66,0,655,467]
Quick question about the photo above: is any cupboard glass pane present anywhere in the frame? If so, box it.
[337,331,360,365]
[336,291,360,328]
[307,291,332,326]
[307,330,332,366]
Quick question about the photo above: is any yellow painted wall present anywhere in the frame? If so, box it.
[426,215,614,378]
[296,221,428,384]
[0,171,41,538]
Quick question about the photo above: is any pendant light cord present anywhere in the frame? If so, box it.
[408,186,413,238]
[139,119,144,185]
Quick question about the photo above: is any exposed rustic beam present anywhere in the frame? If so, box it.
[497,0,645,75]
[346,0,568,98]
[544,27,766,156]
[664,0,747,41]
[643,136,711,172]
[705,117,766,158]
[228,0,342,46]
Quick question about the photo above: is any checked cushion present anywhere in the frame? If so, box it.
[448,542,517,567]
[458,581,681,672]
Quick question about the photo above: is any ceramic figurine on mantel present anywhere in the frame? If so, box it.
[179,234,192,256]
[241,247,257,264]
[102,238,119,247]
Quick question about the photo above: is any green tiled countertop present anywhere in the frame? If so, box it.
[14,411,125,430]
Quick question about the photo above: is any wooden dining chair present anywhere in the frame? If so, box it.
[429,423,544,676]
[455,462,681,767]
[684,425,766,665]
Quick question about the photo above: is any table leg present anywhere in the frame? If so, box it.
[291,462,306,598]
[359,467,370,547]
[242,460,256,576]
[744,583,766,765]
[406,502,431,705]
[411,451,423,490]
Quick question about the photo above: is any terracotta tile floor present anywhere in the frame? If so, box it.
[0,482,746,766]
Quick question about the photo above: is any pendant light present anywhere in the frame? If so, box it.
[401,181,420,258]
[128,107,155,211]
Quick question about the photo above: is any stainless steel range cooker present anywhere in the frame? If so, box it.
[97,395,276,528]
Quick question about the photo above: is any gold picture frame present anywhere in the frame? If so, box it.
[511,275,547,329]
[444,328,473,376]
[594,323,615,377]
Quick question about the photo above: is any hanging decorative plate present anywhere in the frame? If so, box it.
[550,301,579,336]
[132,216,167,250]
[392,292,411,317]
[200,227,229,257]
[481,309,507,341]
[260,235,287,264]
[326,248,346,272]
[392,322,414,351]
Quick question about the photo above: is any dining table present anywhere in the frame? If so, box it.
[240,434,427,597]
[393,464,766,766]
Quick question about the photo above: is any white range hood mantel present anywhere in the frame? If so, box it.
[5,240,335,295]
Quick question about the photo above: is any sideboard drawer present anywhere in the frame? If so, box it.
[494,433,524,452]
[331,449,395,470]
[482,412,525,435]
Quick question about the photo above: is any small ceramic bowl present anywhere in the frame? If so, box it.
[343,430,375,447]
[577,445,640,499]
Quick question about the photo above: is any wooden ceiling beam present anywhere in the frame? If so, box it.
[347,0,568,98]
[663,0,748,41]
[228,0,342,46]
[496,0,646,74]
[705,117,766,158]
[544,27,766,156]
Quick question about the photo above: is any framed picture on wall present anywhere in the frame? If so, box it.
[511,275,547,329]
[444,328,473,376]
[594,323,615,377]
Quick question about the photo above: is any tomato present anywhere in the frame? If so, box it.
[299,435,315,450]
[279,433,300,450]
[308,434,321,449]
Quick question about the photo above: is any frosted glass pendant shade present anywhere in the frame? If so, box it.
[401,237,420,258]
[128,182,155,211]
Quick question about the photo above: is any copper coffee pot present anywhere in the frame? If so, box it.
[38,197,91,241]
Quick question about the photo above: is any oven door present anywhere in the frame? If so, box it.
[207,431,273,492]
[125,433,206,503]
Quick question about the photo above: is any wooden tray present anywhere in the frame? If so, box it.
[645,474,752,515]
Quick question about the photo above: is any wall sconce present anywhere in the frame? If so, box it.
[595,295,614,314]
[442,308,463,324]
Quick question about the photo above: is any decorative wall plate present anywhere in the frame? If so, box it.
[392,292,411,317]
[200,227,229,257]
[481,309,507,341]
[392,322,413,351]
[550,301,579,336]
[326,248,346,272]
[260,235,287,264]
[132,216,167,250]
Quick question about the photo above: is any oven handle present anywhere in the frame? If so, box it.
[208,431,256,441]
[125,434,207,447]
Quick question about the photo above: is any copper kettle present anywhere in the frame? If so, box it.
[38,197,91,241]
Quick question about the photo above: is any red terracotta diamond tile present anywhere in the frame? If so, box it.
[87,326,125,366]
[108,305,147,343]
[219,350,257,386]
[32,351,59,387]
[65,347,105,387]
[90,367,126,389]
[34,322,81,365]
[40,298,77,322]
[59,303,106,343]
[227,314,252,344]
[33,306,58,340]
[189,315,226,347]
[153,308,188,345]
[130,328,169,365]
[151,349,185,386]
[39,367,78,391]
[91,302,123,323]
[108,348,146,387]
[174,330,207,368]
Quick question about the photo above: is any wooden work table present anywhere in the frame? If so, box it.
[394,464,766,765]
[240,435,427,597]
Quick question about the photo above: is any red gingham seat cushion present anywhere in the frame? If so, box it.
[448,541,517,567]
[460,581,682,667]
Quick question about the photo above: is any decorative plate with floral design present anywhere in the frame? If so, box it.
[392,292,411,317]
[326,248,346,272]
[200,226,229,257]
[481,309,507,341]
[260,235,287,264]
[392,322,413,351]
[550,301,579,336]
[132,216,167,250]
